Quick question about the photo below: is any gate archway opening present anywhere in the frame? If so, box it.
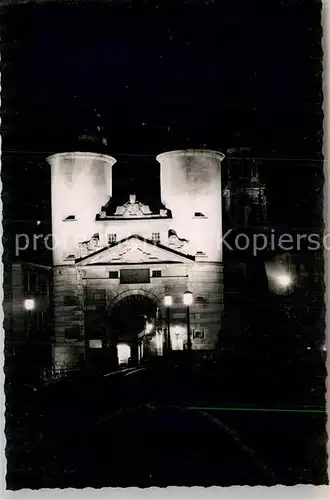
[109,293,160,364]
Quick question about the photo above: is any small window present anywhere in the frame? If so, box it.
[94,293,105,301]
[152,270,162,278]
[63,295,77,306]
[193,330,204,339]
[152,232,160,243]
[65,326,81,340]
[109,271,119,279]
[108,233,117,245]
[194,212,205,217]
[64,215,76,221]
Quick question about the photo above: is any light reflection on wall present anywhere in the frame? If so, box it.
[117,343,131,364]
[151,330,163,355]
[171,325,185,351]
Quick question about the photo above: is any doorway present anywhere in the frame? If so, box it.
[109,293,158,364]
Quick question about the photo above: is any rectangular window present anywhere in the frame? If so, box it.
[120,268,150,284]
[63,295,77,306]
[65,326,81,340]
[152,270,162,278]
[193,330,204,339]
[109,271,119,279]
[152,232,160,243]
[89,339,102,349]
[108,233,117,245]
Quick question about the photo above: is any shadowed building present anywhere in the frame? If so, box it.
[46,148,225,371]
[4,262,53,382]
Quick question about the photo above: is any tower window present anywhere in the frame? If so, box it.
[152,232,160,243]
[108,233,117,245]
[152,270,162,278]
[109,271,119,279]
[65,326,81,340]
[194,212,205,217]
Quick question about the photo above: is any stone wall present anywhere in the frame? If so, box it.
[52,260,224,369]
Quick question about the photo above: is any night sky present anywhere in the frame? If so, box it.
[2,0,323,261]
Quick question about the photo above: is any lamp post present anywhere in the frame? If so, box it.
[24,298,35,340]
[163,294,173,353]
[183,290,193,354]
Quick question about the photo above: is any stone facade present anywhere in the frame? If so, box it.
[47,149,225,370]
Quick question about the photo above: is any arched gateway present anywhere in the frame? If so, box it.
[108,290,163,364]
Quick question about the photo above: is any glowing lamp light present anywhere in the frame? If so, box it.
[24,299,35,311]
[163,294,173,307]
[183,290,193,306]
[275,273,292,288]
[117,343,131,364]
[145,322,153,334]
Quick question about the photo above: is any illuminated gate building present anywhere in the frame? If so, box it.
[47,147,225,370]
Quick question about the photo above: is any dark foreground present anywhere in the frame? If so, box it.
[5,355,328,488]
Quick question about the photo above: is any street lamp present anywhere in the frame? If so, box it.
[163,294,173,353]
[24,298,35,311]
[183,290,193,353]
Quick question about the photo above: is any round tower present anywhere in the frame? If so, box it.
[156,149,225,262]
[47,152,117,265]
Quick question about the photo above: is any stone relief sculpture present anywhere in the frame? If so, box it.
[79,233,100,258]
[113,194,153,217]
[168,229,190,251]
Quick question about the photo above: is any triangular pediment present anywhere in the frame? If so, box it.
[76,234,195,265]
